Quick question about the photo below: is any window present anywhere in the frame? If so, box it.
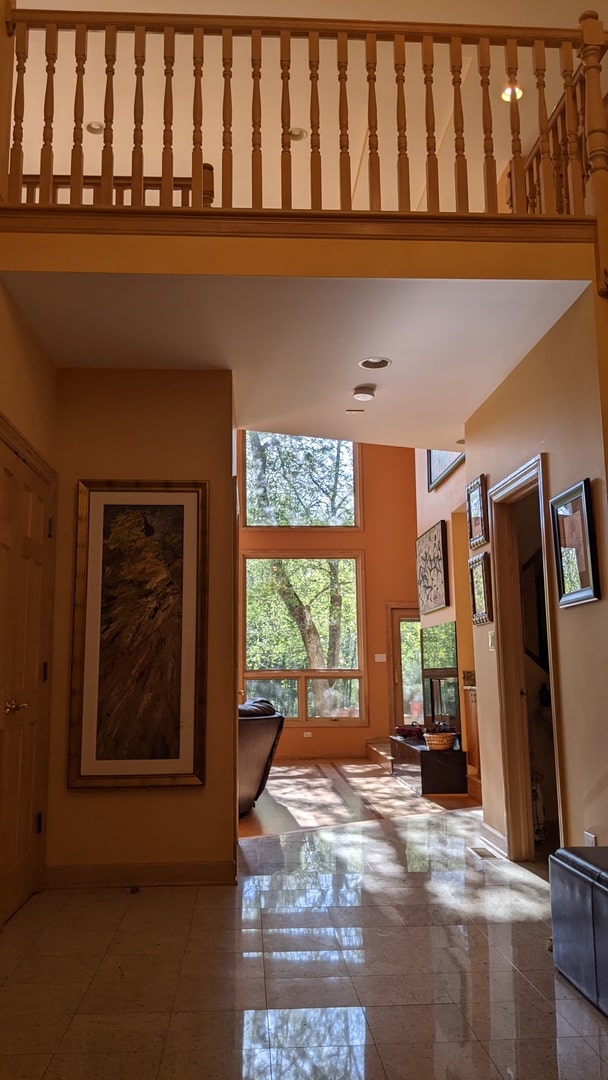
[244,431,356,526]
[244,556,362,724]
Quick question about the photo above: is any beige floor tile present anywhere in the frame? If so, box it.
[266,976,358,1009]
[377,1038,502,1079]
[185,928,263,953]
[555,997,608,1037]
[57,1013,169,1054]
[260,910,333,930]
[484,1036,604,1079]
[266,1006,371,1047]
[0,985,83,1014]
[0,1054,51,1079]
[172,972,267,1011]
[106,928,188,956]
[164,1010,269,1051]
[262,927,340,952]
[445,969,548,1005]
[43,1051,161,1079]
[0,1010,74,1055]
[520,968,581,1001]
[270,1044,387,1079]
[157,1047,272,1079]
[188,906,261,930]
[3,953,101,990]
[180,950,265,980]
[263,949,348,980]
[463,996,579,1040]
[327,905,405,927]
[23,930,114,957]
[352,972,452,1007]
[364,1002,473,1044]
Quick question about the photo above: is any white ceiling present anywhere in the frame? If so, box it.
[1,271,588,448]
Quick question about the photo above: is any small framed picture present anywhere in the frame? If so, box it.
[465,474,489,549]
[550,478,600,607]
[468,551,493,625]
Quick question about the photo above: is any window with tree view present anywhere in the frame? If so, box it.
[243,431,362,724]
[245,431,356,526]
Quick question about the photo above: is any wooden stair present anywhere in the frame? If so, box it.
[365,739,393,772]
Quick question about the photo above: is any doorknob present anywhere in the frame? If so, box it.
[4,700,29,715]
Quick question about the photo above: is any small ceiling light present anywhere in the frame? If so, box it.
[358,356,391,370]
[289,127,307,141]
[86,120,104,134]
[501,83,523,102]
[352,384,376,402]
[456,438,465,446]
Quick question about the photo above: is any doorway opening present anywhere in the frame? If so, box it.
[388,607,422,733]
[489,455,562,863]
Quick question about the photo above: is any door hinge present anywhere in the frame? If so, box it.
[35,811,43,835]
[47,517,54,539]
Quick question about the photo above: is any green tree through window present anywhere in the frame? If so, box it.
[245,431,355,526]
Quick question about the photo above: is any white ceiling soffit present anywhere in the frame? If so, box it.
[1,272,587,448]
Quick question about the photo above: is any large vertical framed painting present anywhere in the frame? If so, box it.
[68,480,208,787]
[416,520,449,614]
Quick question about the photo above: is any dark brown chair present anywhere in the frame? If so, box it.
[238,699,284,816]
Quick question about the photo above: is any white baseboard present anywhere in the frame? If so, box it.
[479,822,509,858]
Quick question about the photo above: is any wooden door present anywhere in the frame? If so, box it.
[389,607,422,731]
[0,435,55,925]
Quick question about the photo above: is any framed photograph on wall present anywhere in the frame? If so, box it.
[468,551,493,625]
[550,478,600,608]
[465,474,489,548]
[427,449,465,491]
[68,479,208,787]
[416,520,449,614]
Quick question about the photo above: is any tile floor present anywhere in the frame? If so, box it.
[1,807,607,1079]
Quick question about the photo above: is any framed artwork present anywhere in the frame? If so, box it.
[466,474,489,548]
[68,479,208,787]
[416,520,449,614]
[468,551,493,625]
[550,478,600,608]
[427,449,465,491]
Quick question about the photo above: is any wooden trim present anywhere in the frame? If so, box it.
[386,603,420,736]
[0,410,56,486]
[44,860,237,888]
[480,821,509,857]
[0,206,598,245]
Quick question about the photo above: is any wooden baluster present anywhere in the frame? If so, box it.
[131,26,145,208]
[222,29,233,208]
[550,123,564,214]
[422,35,439,212]
[559,112,570,214]
[100,26,116,206]
[575,76,589,194]
[337,32,351,211]
[477,37,497,213]
[69,25,87,206]
[8,23,28,204]
[161,27,175,208]
[366,33,380,211]
[560,41,584,215]
[526,160,538,214]
[504,38,526,213]
[309,31,322,210]
[394,33,410,212]
[39,24,57,205]
[191,28,204,209]
[532,40,556,215]
[280,31,292,210]
[450,35,468,213]
[251,29,262,209]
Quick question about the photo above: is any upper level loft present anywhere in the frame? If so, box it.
[1,3,608,285]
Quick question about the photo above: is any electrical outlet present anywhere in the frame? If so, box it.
[584,830,598,846]
[303,731,312,738]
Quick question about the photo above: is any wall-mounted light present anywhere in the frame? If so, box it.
[352,384,376,402]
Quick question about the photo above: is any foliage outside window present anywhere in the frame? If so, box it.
[245,557,361,723]
[245,431,356,526]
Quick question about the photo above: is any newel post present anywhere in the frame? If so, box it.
[0,2,15,203]
[579,10,608,295]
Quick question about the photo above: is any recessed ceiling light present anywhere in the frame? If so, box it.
[501,84,523,102]
[359,356,391,370]
[289,127,307,141]
[86,120,104,134]
[352,384,376,402]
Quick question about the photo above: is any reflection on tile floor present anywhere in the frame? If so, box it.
[2,808,608,1078]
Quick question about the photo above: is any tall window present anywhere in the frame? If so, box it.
[244,431,356,526]
[242,432,363,724]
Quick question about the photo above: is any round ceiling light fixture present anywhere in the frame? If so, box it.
[86,120,104,134]
[358,356,391,370]
[289,127,307,141]
[352,384,376,402]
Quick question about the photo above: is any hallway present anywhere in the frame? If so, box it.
[1,808,606,1078]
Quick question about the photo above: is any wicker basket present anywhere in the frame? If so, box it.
[424,732,455,751]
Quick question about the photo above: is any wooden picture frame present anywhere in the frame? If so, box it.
[468,551,493,625]
[416,520,449,614]
[550,478,600,608]
[68,479,208,787]
[427,449,465,491]
[466,473,489,548]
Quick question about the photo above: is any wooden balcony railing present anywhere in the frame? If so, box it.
[1,5,608,222]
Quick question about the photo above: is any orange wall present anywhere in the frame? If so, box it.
[46,368,236,885]
[466,288,608,846]
[240,442,418,758]
[0,282,57,461]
